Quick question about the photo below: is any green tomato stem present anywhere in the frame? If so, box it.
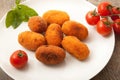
[18,50,24,57]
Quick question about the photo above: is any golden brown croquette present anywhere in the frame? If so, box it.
[28,16,47,33]
[45,23,63,46]
[35,45,66,65]
[62,36,89,60]
[43,10,70,25]
[18,31,46,51]
[62,20,88,41]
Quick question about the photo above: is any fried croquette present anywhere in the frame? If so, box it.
[42,10,70,25]
[28,16,47,33]
[62,21,88,41]
[35,45,66,65]
[45,23,63,46]
[18,31,46,51]
[62,36,90,60]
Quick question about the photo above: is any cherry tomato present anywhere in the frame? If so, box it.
[112,7,120,14]
[113,19,120,35]
[86,10,100,25]
[111,15,120,21]
[96,18,112,36]
[98,2,112,16]
[10,50,28,68]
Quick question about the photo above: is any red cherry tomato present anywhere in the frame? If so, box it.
[112,7,120,14]
[10,50,28,68]
[98,2,112,16]
[86,10,100,25]
[96,18,112,36]
[111,15,120,21]
[113,19,120,35]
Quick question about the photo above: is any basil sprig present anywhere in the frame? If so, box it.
[5,0,38,29]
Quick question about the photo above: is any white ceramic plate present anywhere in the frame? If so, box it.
[0,0,115,80]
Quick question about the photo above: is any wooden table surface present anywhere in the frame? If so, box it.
[0,0,120,80]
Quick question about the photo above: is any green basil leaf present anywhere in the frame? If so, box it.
[16,0,21,5]
[12,11,22,29]
[5,10,15,28]
[17,4,38,22]
[5,3,38,29]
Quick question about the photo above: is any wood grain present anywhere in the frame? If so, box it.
[0,0,120,80]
